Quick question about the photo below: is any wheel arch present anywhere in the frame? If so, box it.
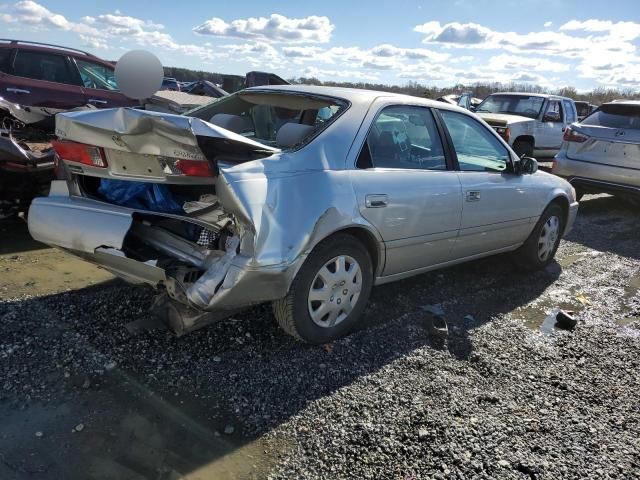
[548,194,570,235]
[514,135,535,148]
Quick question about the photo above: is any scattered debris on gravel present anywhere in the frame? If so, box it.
[1,194,639,479]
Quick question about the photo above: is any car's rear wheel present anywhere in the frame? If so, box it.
[273,234,373,344]
[514,203,564,271]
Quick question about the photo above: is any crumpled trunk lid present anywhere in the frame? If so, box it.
[55,107,279,178]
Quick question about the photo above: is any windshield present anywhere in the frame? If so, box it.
[476,94,545,119]
[186,91,348,149]
[582,104,640,130]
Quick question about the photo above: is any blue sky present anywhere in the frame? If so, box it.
[1,0,640,90]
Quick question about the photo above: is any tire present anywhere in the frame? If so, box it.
[513,203,564,271]
[513,138,534,158]
[273,233,373,344]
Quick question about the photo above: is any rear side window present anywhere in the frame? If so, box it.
[0,48,11,73]
[358,105,446,170]
[13,50,76,85]
[582,104,640,130]
[563,100,576,123]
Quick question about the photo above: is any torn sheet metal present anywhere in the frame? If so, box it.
[0,97,59,125]
[54,107,279,163]
[186,235,240,309]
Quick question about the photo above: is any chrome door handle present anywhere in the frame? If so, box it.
[466,191,481,202]
[6,87,30,94]
[88,98,108,104]
[365,194,388,208]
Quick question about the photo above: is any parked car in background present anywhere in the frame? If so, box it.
[29,86,578,343]
[0,39,138,116]
[474,92,578,158]
[160,77,181,91]
[553,101,640,202]
[436,92,482,111]
[574,100,597,121]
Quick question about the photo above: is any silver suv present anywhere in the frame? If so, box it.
[553,100,640,201]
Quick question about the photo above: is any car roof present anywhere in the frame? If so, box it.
[242,84,457,110]
[486,91,573,101]
[607,100,640,106]
[0,39,103,61]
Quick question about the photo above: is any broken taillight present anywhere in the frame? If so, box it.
[563,127,588,143]
[173,159,213,177]
[50,140,107,168]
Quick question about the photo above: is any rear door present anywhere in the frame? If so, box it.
[350,103,462,276]
[437,109,537,259]
[72,57,138,108]
[3,48,86,109]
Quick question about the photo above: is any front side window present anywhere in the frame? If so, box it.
[13,50,75,85]
[357,105,445,170]
[439,110,509,172]
[475,94,545,119]
[76,59,118,90]
[544,100,563,122]
[187,91,348,149]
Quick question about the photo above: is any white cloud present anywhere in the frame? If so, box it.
[487,54,569,73]
[193,14,334,43]
[560,19,640,41]
[544,21,552,28]
[302,66,376,80]
[414,21,491,44]
[0,1,219,61]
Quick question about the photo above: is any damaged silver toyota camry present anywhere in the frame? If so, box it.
[28,85,578,343]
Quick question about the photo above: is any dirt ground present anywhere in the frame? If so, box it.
[0,194,639,479]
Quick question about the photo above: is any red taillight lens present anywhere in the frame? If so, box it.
[173,159,213,177]
[50,140,107,168]
[563,127,588,143]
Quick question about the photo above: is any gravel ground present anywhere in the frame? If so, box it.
[1,194,639,479]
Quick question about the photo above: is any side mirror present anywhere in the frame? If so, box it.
[520,156,538,174]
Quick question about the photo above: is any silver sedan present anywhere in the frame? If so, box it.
[29,85,578,343]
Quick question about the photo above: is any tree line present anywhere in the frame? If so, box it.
[163,65,637,105]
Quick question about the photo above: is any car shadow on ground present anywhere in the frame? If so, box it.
[566,194,639,260]
[0,217,49,255]
[0,247,560,479]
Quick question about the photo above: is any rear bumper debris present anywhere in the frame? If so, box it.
[28,181,293,333]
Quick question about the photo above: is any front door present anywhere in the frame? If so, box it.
[73,57,138,108]
[350,104,462,276]
[437,109,535,259]
[537,99,565,152]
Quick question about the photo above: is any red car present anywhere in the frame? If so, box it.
[0,39,138,115]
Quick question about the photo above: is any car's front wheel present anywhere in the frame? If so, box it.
[273,234,373,344]
[514,203,564,270]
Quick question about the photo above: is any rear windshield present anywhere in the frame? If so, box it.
[582,104,640,130]
[186,91,348,149]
